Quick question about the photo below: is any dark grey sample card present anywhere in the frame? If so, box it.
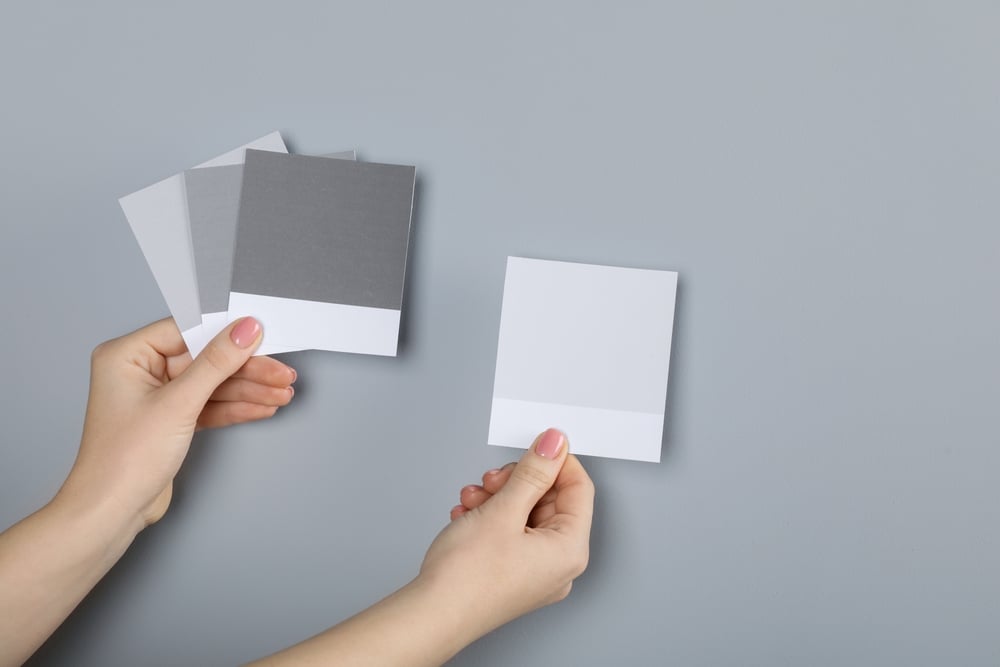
[228,150,416,355]
[184,150,357,355]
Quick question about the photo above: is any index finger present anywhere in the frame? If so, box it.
[231,355,297,387]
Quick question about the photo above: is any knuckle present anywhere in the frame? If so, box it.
[510,463,553,494]
[234,380,256,402]
[90,340,113,365]
[571,548,590,578]
[562,542,590,579]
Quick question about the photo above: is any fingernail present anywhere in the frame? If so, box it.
[231,317,261,348]
[486,468,501,476]
[535,428,564,459]
[289,367,298,384]
[287,386,295,397]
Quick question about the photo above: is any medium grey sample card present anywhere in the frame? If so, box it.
[228,150,416,355]
[488,257,678,462]
[185,164,243,315]
[320,150,358,161]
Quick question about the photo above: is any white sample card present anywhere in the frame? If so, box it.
[118,131,288,354]
[488,257,678,462]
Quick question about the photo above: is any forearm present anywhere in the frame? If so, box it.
[249,575,490,667]
[0,493,140,667]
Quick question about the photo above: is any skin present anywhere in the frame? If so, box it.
[0,317,294,666]
[252,438,593,667]
[0,318,594,667]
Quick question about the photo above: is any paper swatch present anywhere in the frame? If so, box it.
[183,150,356,356]
[118,132,287,353]
[228,150,415,356]
[488,257,678,462]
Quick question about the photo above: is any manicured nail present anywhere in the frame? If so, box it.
[231,317,261,348]
[535,428,564,459]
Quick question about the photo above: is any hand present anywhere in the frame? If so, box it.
[451,462,516,521]
[57,317,294,530]
[0,316,293,667]
[250,429,594,667]
[419,429,594,636]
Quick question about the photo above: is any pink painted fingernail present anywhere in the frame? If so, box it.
[535,428,564,459]
[231,317,261,348]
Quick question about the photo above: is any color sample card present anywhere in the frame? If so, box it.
[119,132,287,353]
[488,257,678,462]
[183,150,356,356]
[228,150,416,356]
[185,163,243,342]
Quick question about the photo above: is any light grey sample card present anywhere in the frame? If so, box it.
[118,131,288,353]
[228,150,416,356]
[184,150,357,356]
[488,257,678,462]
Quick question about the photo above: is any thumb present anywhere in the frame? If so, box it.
[166,317,263,413]
[491,428,568,523]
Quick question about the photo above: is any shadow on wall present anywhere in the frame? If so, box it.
[661,274,685,462]
[397,174,425,356]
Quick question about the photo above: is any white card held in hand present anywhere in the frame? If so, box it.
[488,257,678,462]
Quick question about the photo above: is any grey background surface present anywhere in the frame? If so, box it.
[0,2,997,666]
[233,150,415,310]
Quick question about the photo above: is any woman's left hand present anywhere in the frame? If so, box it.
[59,316,294,530]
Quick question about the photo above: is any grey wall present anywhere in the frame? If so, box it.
[0,2,997,665]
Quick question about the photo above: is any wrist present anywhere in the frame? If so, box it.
[255,572,496,667]
[50,481,144,563]
[408,570,497,653]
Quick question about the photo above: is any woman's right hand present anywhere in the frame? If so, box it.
[418,429,594,638]
[251,429,594,667]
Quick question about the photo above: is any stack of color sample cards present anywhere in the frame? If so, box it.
[119,132,416,357]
